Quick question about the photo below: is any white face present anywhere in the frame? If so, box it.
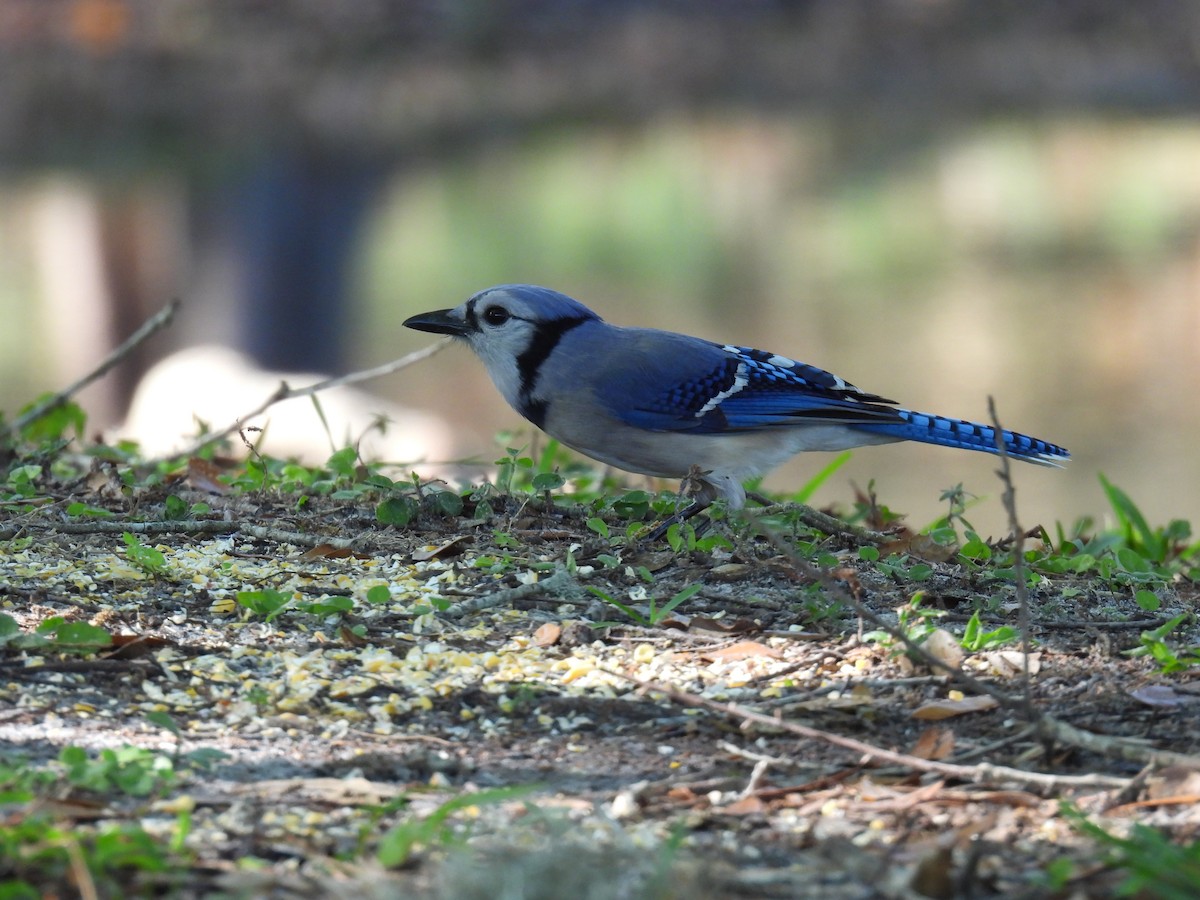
[457,291,545,408]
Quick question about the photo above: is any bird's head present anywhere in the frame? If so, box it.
[404,284,600,407]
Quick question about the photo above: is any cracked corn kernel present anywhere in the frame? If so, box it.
[561,659,593,683]
[210,596,237,615]
[633,644,656,664]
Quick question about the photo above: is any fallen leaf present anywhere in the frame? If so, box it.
[703,640,783,662]
[339,625,371,646]
[718,795,767,816]
[301,543,354,560]
[880,533,956,562]
[909,726,955,760]
[909,847,955,899]
[1146,766,1200,800]
[558,621,597,647]
[708,563,754,582]
[104,634,173,659]
[624,551,675,572]
[533,622,562,648]
[983,650,1041,678]
[187,457,229,495]
[412,536,473,561]
[923,628,965,670]
[688,617,757,634]
[912,695,999,720]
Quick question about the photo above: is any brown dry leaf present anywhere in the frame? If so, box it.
[339,625,371,647]
[983,650,1041,678]
[688,617,757,634]
[879,532,955,562]
[533,622,562,648]
[301,543,355,560]
[666,786,701,805]
[912,694,999,720]
[909,726,956,760]
[412,536,473,561]
[559,621,597,647]
[922,628,965,670]
[104,634,173,659]
[718,795,767,816]
[909,847,955,900]
[708,563,754,582]
[625,551,675,572]
[1146,766,1200,800]
[187,457,230,495]
[703,640,783,662]
[86,459,124,501]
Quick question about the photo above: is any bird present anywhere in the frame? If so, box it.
[404,284,1069,528]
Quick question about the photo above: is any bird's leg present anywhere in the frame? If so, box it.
[646,466,717,542]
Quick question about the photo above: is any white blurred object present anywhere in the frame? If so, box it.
[118,345,455,467]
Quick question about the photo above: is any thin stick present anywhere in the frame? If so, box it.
[988,396,1036,726]
[148,337,454,464]
[7,298,180,438]
[751,507,1200,771]
[607,669,1131,791]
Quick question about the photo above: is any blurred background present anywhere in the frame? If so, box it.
[0,0,1197,536]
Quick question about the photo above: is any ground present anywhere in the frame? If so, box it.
[2,453,1199,898]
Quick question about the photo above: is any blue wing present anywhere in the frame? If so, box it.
[603,336,905,434]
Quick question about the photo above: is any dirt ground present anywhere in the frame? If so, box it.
[2,480,1199,898]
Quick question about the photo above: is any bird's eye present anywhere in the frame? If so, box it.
[482,306,511,326]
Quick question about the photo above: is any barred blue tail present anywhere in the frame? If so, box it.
[854,409,1069,466]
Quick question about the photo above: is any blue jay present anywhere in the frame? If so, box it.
[405,285,1068,521]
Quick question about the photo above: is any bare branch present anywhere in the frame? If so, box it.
[6,298,180,439]
[146,337,454,464]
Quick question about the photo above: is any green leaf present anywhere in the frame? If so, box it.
[162,495,188,521]
[907,563,933,581]
[0,613,21,642]
[145,711,181,736]
[1100,473,1165,561]
[531,472,565,492]
[1134,589,1161,612]
[366,584,392,604]
[376,497,417,526]
[48,622,112,652]
[656,584,702,620]
[66,502,113,518]
[122,533,168,576]
[1116,547,1153,574]
[327,446,360,478]
[585,517,609,539]
[429,490,463,516]
[236,589,292,619]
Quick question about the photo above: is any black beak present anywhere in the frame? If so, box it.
[403,309,471,337]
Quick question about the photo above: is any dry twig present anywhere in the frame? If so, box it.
[147,336,454,464]
[6,298,180,439]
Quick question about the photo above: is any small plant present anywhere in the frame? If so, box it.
[374,785,537,868]
[1124,614,1200,673]
[236,588,294,621]
[162,494,210,520]
[60,745,178,798]
[1061,803,1200,898]
[865,593,940,649]
[0,613,112,656]
[122,533,169,577]
[587,584,702,627]
[960,610,1019,651]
